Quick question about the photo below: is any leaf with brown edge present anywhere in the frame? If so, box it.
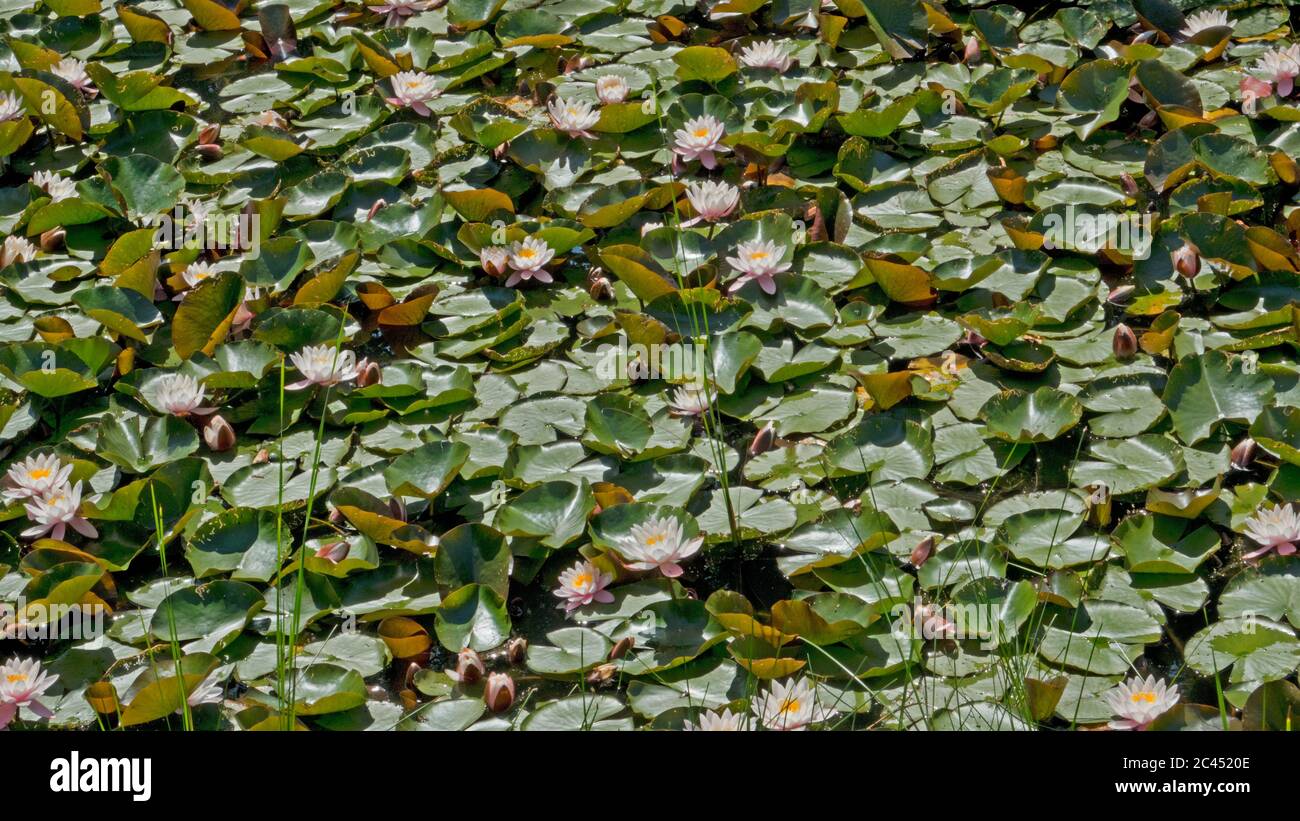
[378,289,437,327]
[173,271,244,359]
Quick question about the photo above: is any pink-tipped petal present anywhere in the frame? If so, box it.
[660,562,683,578]
[1281,75,1295,97]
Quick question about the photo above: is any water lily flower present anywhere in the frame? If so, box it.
[367,0,433,27]
[1243,503,1300,559]
[1179,8,1231,39]
[0,90,25,123]
[3,453,73,501]
[314,541,350,563]
[726,239,791,295]
[672,115,729,169]
[31,171,76,203]
[547,96,600,139]
[202,414,236,452]
[50,58,97,97]
[685,708,745,731]
[751,677,833,731]
[1103,674,1179,730]
[595,75,630,104]
[684,179,739,224]
[505,237,555,287]
[739,40,793,71]
[553,560,615,613]
[22,481,97,541]
[385,71,440,116]
[447,648,486,684]
[613,514,703,578]
[668,385,712,417]
[0,236,36,268]
[154,373,215,416]
[173,261,217,299]
[0,657,57,729]
[286,345,367,390]
[483,672,515,713]
[1253,45,1300,97]
[479,245,510,278]
[640,220,664,236]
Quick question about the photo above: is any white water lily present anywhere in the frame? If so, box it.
[22,480,97,541]
[685,179,739,223]
[752,677,833,730]
[0,90,24,122]
[1180,8,1231,39]
[1253,45,1300,97]
[0,657,57,729]
[668,384,711,417]
[3,453,73,501]
[32,170,76,202]
[726,239,791,295]
[0,235,37,268]
[672,115,729,169]
[154,373,215,416]
[173,261,217,299]
[1103,674,1179,730]
[552,560,614,614]
[547,96,600,139]
[1243,503,1300,559]
[613,514,703,578]
[739,40,793,71]
[595,75,630,104]
[287,345,367,390]
[367,0,433,27]
[385,71,440,116]
[50,58,97,97]
[505,237,555,287]
[685,708,745,731]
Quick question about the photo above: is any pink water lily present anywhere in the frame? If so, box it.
[673,115,728,170]
[505,237,555,287]
[613,514,702,578]
[552,560,614,614]
[22,481,97,542]
[0,657,57,729]
[1242,503,1300,559]
[726,239,791,295]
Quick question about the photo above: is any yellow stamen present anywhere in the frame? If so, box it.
[1130,692,1157,703]
[780,698,800,714]
[28,468,50,481]
[572,572,592,589]
[6,673,26,684]
[693,128,709,139]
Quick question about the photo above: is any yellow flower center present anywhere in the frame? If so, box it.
[519,248,536,259]
[693,128,709,139]
[7,673,26,683]
[28,468,50,481]
[572,572,592,589]
[644,533,663,547]
[780,698,801,714]
[1131,691,1157,704]
[750,251,769,260]
[567,107,578,116]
